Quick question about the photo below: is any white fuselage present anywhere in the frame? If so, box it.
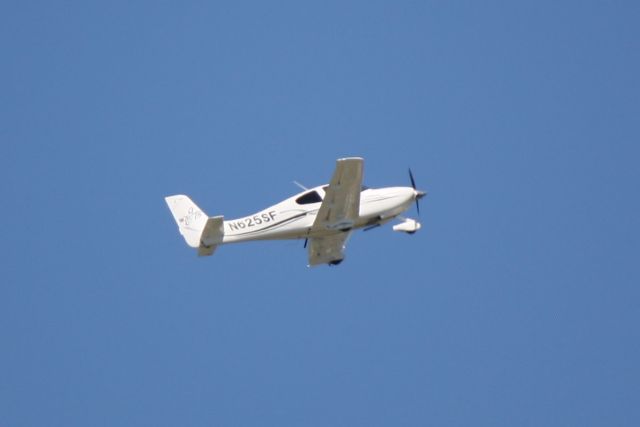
[221,186,417,244]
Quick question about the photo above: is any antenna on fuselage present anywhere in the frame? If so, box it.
[293,181,308,191]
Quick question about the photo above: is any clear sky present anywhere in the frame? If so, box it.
[2,1,639,426]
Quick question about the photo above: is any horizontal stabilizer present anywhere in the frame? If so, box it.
[198,216,224,256]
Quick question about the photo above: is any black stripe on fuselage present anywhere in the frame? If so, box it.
[227,211,309,237]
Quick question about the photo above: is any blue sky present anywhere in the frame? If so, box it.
[2,1,639,426]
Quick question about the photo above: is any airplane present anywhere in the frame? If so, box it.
[165,157,426,266]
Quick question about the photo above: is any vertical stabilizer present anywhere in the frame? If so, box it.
[165,195,209,248]
[165,195,224,256]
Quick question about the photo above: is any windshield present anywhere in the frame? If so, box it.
[296,191,323,204]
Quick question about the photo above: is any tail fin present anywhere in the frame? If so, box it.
[164,195,224,256]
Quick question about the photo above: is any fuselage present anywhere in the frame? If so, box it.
[221,186,418,244]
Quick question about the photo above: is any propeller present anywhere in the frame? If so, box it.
[408,168,426,215]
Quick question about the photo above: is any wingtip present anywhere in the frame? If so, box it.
[337,156,364,162]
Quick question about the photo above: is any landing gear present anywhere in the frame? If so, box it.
[392,218,421,234]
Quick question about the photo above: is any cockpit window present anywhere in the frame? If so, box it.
[296,191,323,204]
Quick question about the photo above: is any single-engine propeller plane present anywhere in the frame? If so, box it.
[165,157,426,266]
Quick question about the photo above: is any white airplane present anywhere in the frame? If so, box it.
[165,157,426,266]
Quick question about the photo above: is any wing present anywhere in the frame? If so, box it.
[312,157,364,232]
[307,232,351,266]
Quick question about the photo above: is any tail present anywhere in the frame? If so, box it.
[164,195,224,256]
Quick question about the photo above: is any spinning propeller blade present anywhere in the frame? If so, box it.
[409,168,417,190]
[408,168,425,215]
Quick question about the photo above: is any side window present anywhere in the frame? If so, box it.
[296,191,323,205]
